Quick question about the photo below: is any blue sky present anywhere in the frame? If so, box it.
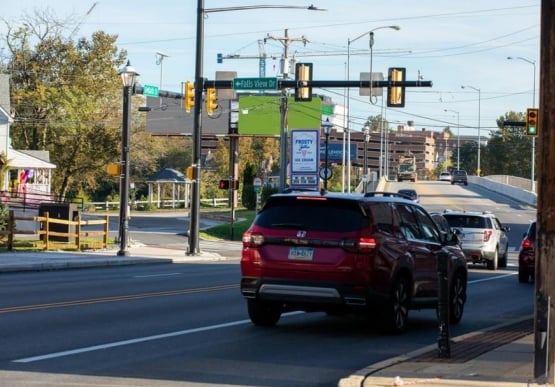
[1,1,540,137]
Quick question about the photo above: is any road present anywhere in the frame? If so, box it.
[0,181,536,386]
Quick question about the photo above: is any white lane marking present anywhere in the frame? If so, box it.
[13,311,304,363]
[468,272,516,284]
[133,273,182,278]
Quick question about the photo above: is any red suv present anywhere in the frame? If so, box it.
[240,191,467,334]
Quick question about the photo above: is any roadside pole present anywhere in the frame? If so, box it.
[534,0,555,383]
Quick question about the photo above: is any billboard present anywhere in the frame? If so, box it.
[145,93,323,136]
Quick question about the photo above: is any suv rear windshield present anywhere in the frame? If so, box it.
[255,197,368,232]
[443,214,492,229]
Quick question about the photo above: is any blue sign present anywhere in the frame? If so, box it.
[320,143,356,162]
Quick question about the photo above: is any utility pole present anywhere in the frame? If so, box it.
[265,29,308,191]
[534,0,555,383]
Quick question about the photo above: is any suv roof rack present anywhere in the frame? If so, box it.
[364,191,409,199]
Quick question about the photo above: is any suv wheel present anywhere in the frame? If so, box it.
[499,246,508,268]
[380,277,410,334]
[449,272,466,324]
[518,267,530,283]
[247,299,282,326]
[486,249,499,270]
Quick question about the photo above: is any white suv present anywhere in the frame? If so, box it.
[441,210,510,270]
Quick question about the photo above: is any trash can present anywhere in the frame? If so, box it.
[38,203,79,242]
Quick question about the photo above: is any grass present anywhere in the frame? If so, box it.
[200,209,256,241]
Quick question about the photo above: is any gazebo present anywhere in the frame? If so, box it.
[146,168,191,209]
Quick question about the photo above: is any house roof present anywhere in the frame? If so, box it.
[7,148,56,169]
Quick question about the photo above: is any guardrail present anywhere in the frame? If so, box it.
[0,211,110,251]
[86,198,229,211]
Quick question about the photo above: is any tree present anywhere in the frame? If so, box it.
[3,9,127,198]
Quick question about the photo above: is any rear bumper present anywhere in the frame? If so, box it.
[240,276,384,308]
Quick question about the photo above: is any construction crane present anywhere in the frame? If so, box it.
[217,39,277,78]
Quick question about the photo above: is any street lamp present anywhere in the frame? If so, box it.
[444,109,460,170]
[188,1,323,255]
[322,118,333,190]
[363,124,370,193]
[155,52,169,108]
[117,60,139,257]
[507,56,536,192]
[346,25,400,192]
[461,85,481,176]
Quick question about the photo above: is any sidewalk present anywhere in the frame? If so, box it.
[340,317,546,387]
[0,246,547,387]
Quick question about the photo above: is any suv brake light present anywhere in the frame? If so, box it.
[483,230,492,242]
[521,238,532,249]
[243,232,264,247]
[358,237,377,252]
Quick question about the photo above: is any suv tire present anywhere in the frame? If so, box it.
[486,249,499,270]
[449,272,466,324]
[380,276,410,334]
[248,299,282,326]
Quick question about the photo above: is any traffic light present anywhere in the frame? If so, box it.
[205,87,218,116]
[218,179,239,190]
[218,179,230,190]
[387,67,406,107]
[295,63,313,102]
[525,108,539,136]
[183,81,195,112]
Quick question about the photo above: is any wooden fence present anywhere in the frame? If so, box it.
[0,211,110,251]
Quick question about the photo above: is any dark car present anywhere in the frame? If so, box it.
[397,188,419,203]
[518,220,536,283]
[451,170,468,185]
[240,191,468,334]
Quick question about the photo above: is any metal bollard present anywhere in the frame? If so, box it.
[437,250,451,358]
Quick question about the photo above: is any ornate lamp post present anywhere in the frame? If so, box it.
[117,60,139,257]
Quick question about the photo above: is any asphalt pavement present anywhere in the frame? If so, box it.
[0,243,547,387]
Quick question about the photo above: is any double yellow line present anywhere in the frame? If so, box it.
[0,284,239,314]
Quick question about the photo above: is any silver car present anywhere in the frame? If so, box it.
[442,210,510,270]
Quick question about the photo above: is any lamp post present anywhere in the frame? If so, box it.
[444,109,460,170]
[347,25,400,192]
[322,118,333,190]
[188,1,323,255]
[461,85,481,175]
[117,60,139,257]
[507,56,536,192]
[363,124,370,193]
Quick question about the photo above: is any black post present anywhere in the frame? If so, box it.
[363,128,370,193]
[117,84,131,257]
[187,0,204,255]
[324,131,330,190]
[437,250,451,357]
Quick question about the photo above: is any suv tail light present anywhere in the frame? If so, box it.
[358,237,377,252]
[483,230,493,242]
[243,232,264,247]
[521,238,533,249]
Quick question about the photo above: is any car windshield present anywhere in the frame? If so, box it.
[398,190,417,199]
[443,215,490,229]
[255,197,368,232]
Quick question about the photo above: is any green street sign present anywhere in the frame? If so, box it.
[143,84,159,97]
[233,77,278,90]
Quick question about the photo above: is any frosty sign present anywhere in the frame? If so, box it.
[290,129,319,190]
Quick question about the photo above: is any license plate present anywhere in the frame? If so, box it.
[288,246,314,260]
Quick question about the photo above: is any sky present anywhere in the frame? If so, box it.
[0,0,541,137]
